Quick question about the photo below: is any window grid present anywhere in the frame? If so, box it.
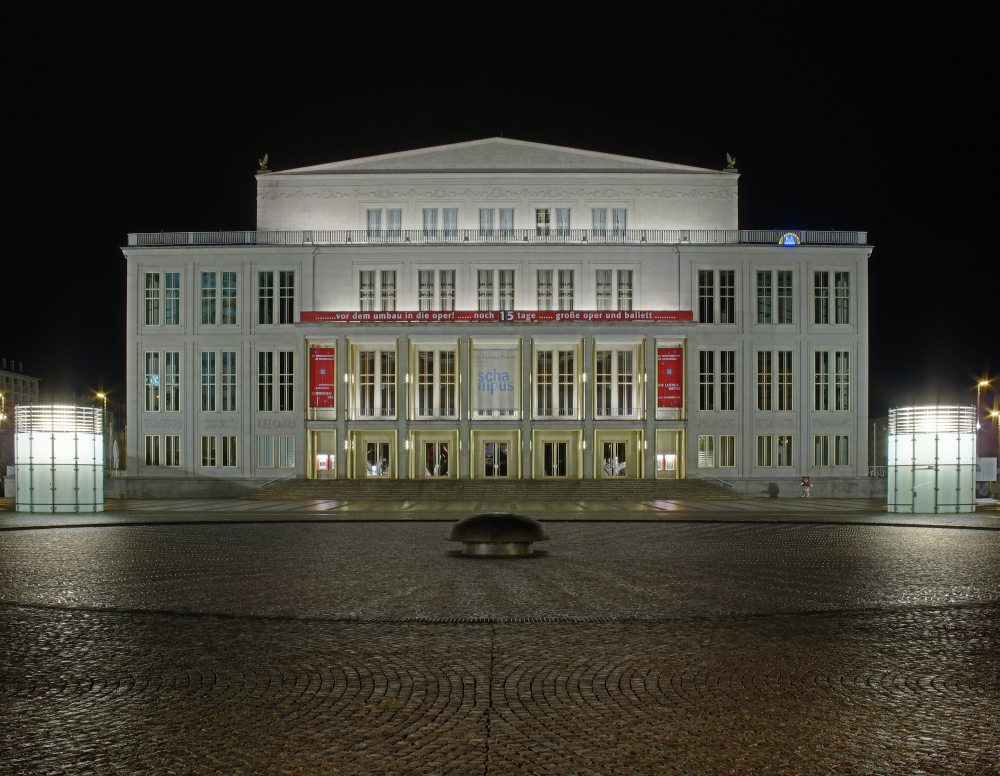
[165,435,180,467]
[356,349,396,418]
[201,352,216,412]
[478,270,494,310]
[221,351,237,412]
[278,271,295,324]
[720,350,736,411]
[719,270,735,323]
[380,270,396,312]
[835,351,850,410]
[617,270,633,311]
[416,350,457,418]
[698,270,714,323]
[756,351,772,411]
[814,352,830,411]
[595,349,637,418]
[222,436,237,467]
[164,352,180,412]
[144,352,160,412]
[698,435,715,468]
[144,273,160,325]
[418,270,434,311]
[835,272,850,324]
[756,435,773,467]
[144,435,160,466]
[777,271,793,324]
[258,271,274,324]
[558,270,574,310]
[201,272,217,324]
[201,436,217,467]
[699,351,714,411]
[278,351,294,412]
[756,271,772,324]
[835,435,850,466]
[439,270,455,311]
[359,271,375,311]
[777,351,793,411]
[814,435,830,466]
[164,273,180,325]
[719,435,736,467]
[221,272,237,324]
[814,271,830,324]
[499,270,515,310]
[596,270,612,310]
[258,352,274,412]
[537,270,553,310]
[777,435,793,467]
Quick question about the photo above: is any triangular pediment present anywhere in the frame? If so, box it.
[270,138,718,175]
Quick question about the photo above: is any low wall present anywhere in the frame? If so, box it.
[720,477,888,499]
[106,477,270,499]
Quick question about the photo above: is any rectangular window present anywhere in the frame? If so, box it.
[537,270,553,310]
[278,351,294,412]
[479,208,494,234]
[814,271,830,324]
[499,208,514,236]
[558,270,574,310]
[279,271,295,324]
[612,208,628,236]
[698,270,714,323]
[422,208,438,235]
[478,270,494,311]
[534,347,577,418]
[592,208,608,234]
[416,349,457,418]
[777,271,793,324]
[164,351,180,412]
[201,352,216,411]
[258,271,274,324]
[557,350,575,415]
[835,272,850,324]
[596,270,612,310]
[719,435,736,467]
[756,271,772,324]
[777,351,793,411]
[617,270,633,311]
[278,436,296,468]
[535,208,551,235]
[595,349,637,418]
[380,270,396,311]
[221,435,237,467]
[201,272,217,324]
[756,351,772,411]
[144,435,160,466]
[499,270,515,310]
[536,351,553,416]
[835,351,850,411]
[386,208,402,233]
[814,435,830,466]
[439,270,455,311]
[699,351,714,411]
[698,435,715,468]
[257,434,275,467]
[555,208,571,236]
[144,273,160,325]
[418,270,434,311]
[720,350,736,411]
[814,352,830,411]
[442,208,457,236]
[164,273,180,325]
[221,352,237,412]
[165,435,180,467]
[719,270,735,324]
[756,435,773,467]
[144,352,160,412]
[356,349,396,418]
[201,436,217,467]
[258,351,274,412]
[777,435,793,467]
[366,209,382,234]
[221,272,237,324]
[835,435,850,466]
[359,270,375,312]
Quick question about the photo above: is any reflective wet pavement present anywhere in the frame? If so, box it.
[2,519,998,773]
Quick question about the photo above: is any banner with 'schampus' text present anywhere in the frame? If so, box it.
[473,348,519,413]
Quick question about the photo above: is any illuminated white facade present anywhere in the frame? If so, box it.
[123,139,872,493]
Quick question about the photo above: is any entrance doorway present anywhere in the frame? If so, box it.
[544,442,568,477]
[655,429,685,479]
[531,430,581,479]
[484,441,509,477]
[601,441,627,477]
[471,429,521,479]
[424,442,450,478]
[308,430,337,479]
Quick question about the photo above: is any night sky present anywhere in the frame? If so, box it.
[8,27,997,418]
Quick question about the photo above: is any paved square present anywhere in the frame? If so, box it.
[2,519,998,773]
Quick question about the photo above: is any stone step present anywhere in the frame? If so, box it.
[245,478,740,501]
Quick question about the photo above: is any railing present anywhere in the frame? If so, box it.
[695,475,736,489]
[128,228,868,248]
[256,472,297,489]
[868,466,887,478]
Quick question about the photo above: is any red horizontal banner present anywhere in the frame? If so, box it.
[302,310,693,323]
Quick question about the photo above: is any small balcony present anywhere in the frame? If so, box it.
[127,228,869,248]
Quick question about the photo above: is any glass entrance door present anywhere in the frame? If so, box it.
[366,442,391,478]
[424,442,450,478]
[602,441,627,477]
[543,442,568,477]
[484,442,509,477]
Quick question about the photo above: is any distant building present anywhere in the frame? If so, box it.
[0,359,40,476]
[122,139,873,495]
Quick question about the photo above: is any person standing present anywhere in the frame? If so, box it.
[800,475,812,498]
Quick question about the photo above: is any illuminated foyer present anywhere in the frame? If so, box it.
[123,138,872,494]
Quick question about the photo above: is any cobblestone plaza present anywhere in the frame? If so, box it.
[1,506,997,773]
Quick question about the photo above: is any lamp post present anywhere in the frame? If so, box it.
[976,379,991,430]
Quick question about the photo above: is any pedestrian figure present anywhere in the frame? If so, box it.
[800,475,811,498]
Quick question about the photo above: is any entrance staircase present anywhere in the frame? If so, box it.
[244,477,740,501]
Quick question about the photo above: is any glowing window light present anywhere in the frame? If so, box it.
[779,233,801,246]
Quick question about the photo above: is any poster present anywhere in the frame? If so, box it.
[657,347,683,409]
[309,347,336,408]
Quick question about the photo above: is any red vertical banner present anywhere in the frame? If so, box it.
[309,347,336,408]
[657,347,683,409]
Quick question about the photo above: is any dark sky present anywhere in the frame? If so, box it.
[7,25,998,417]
